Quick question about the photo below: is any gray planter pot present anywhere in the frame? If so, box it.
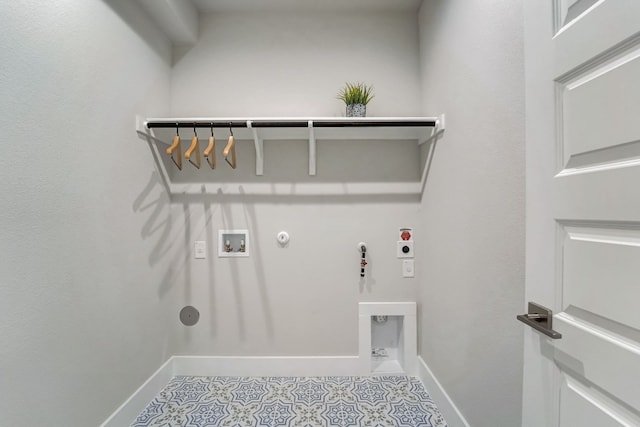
[346,103,366,117]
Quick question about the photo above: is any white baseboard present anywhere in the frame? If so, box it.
[416,356,470,427]
[100,357,174,427]
[100,355,360,426]
[172,355,360,377]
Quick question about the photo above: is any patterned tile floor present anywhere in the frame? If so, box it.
[131,376,447,427]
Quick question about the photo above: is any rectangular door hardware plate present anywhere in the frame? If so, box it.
[516,301,562,339]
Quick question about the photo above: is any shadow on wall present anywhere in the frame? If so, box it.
[130,169,277,343]
[202,193,219,339]
[133,171,172,264]
[103,0,172,64]
[237,186,275,340]
[418,127,443,196]
[132,170,181,300]
[132,129,424,345]
[170,192,419,205]
[218,190,247,339]
[135,125,432,202]
[145,128,424,186]
[168,139,421,184]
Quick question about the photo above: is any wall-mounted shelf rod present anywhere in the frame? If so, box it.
[312,120,436,128]
[145,118,438,129]
[147,121,250,129]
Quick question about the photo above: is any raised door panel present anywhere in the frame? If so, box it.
[523,0,640,425]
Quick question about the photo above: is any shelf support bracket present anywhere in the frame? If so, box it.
[419,113,446,145]
[308,120,316,176]
[248,120,264,176]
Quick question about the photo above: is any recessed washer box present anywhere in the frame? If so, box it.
[358,302,417,375]
[218,229,249,257]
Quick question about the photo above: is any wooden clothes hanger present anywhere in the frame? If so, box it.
[184,124,201,169]
[203,123,216,169]
[223,124,237,169]
[166,124,182,170]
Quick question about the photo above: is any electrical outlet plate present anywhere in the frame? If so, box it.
[397,241,414,258]
[402,259,415,278]
[194,241,206,259]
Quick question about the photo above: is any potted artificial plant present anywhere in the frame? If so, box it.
[337,82,374,117]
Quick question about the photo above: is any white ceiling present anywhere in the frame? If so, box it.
[192,0,423,13]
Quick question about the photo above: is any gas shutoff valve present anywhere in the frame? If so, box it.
[359,242,367,278]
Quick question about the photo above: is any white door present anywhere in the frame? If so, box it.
[523,0,640,426]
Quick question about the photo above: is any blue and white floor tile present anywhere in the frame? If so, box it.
[132,376,447,427]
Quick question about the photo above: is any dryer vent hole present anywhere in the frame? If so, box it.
[179,306,199,326]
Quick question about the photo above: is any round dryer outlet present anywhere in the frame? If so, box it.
[179,306,200,326]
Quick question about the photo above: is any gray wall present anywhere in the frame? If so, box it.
[417,1,525,426]
[0,1,528,425]
[0,1,175,425]
[171,10,422,117]
[165,10,424,356]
